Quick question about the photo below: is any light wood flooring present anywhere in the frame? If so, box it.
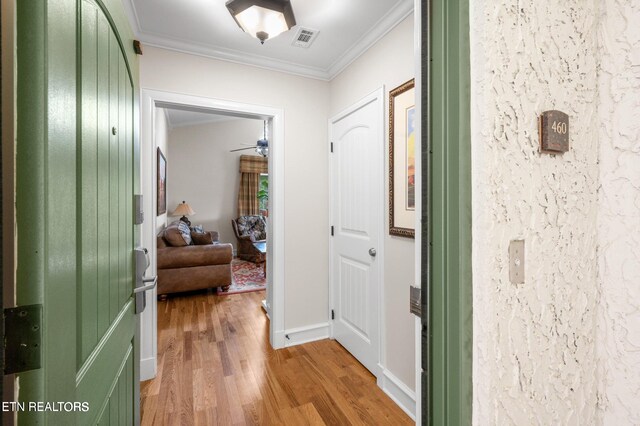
[140,290,413,425]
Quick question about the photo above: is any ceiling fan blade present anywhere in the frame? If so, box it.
[230,147,256,152]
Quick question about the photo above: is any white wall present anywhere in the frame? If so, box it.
[140,47,330,329]
[330,15,416,393]
[471,1,600,424]
[166,118,263,245]
[597,0,640,424]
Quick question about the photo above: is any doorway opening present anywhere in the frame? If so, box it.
[139,89,285,382]
[156,107,268,296]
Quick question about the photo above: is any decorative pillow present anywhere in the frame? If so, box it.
[190,224,204,234]
[191,232,214,245]
[177,221,193,245]
[163,221,192,246]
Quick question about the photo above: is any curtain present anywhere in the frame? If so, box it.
[238,172,260,216]
[239,155,267,173]
[237,155,267,216]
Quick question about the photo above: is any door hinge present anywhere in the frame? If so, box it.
[330,142,334,153]
[331,226,334,236]
[331,309,335,320]
[4,304,42,374]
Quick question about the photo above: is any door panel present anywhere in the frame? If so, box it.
[330,94,382,376]
[15,0,139,423]
[96,346,134,425]
[338,126,372,236]
[77,311,134,424]
[80,1,100,363]
[97,11,112,339]
[78,0,136,423]
[339,257,371,341]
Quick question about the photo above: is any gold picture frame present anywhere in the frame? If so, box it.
[389,79,416,238]
[157,147,167,216]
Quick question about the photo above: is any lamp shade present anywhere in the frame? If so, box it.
[226,0,296,44]
[172,201,195,216]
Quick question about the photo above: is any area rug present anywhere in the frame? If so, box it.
[223,259,266,295]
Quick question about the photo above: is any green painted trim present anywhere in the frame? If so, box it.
[424,0,472,424]
[15,1,48,422]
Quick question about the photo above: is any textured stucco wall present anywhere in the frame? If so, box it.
[597,1,640,424]
[471,1,601,424]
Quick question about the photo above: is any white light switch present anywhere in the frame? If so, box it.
[509,240,525,284]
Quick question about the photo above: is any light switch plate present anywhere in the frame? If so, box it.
[509,240,525,284]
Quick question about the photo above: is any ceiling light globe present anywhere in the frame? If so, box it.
[226,0,296,44]
[264,10,288,38]
[235,6,260,34]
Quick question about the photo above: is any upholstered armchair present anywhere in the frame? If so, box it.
[231,215,267,263]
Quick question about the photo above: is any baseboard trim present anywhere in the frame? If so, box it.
[379,368,416,420]
[283,322,330,348]
[140,357,157,382]
[272,330,286,349]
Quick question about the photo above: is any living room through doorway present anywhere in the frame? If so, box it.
[156,106,270,296]
[139,89,286,383]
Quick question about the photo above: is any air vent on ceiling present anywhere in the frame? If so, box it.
[292,27,319,48]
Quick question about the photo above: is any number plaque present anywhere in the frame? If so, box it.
[539,110,569,153]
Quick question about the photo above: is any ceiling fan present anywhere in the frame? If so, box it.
[230,120,269,157]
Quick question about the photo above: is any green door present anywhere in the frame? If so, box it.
[422,0,473,424]
[15,0,140,424]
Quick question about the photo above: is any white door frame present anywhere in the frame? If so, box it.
[413,0,423,423]
[328,87,386,379]
[139,88,286,381]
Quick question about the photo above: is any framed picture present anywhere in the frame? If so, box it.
[157,147,167,216]
[389,79,416,238]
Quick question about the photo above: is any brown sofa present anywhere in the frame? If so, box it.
[157,229,233,295]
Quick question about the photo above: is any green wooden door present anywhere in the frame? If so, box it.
[15,0,140,424]
[422,0,473,424]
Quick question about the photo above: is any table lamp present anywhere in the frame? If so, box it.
[171,201,195,226]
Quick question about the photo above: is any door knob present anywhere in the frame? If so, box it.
[369,248,377,257]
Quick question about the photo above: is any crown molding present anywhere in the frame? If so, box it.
[139,34,332,81]
[123,0,414,82]
[327,0,414,78]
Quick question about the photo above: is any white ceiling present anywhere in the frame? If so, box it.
[123,0,413,80]
[164,108,245,129]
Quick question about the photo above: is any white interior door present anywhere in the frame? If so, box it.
[330,88,383,377]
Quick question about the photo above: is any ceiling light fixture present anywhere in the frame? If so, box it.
[226,0,296,45]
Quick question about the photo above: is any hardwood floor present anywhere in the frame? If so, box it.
[141,290,413,425]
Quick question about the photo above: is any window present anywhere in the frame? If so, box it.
[258,173,268,214]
